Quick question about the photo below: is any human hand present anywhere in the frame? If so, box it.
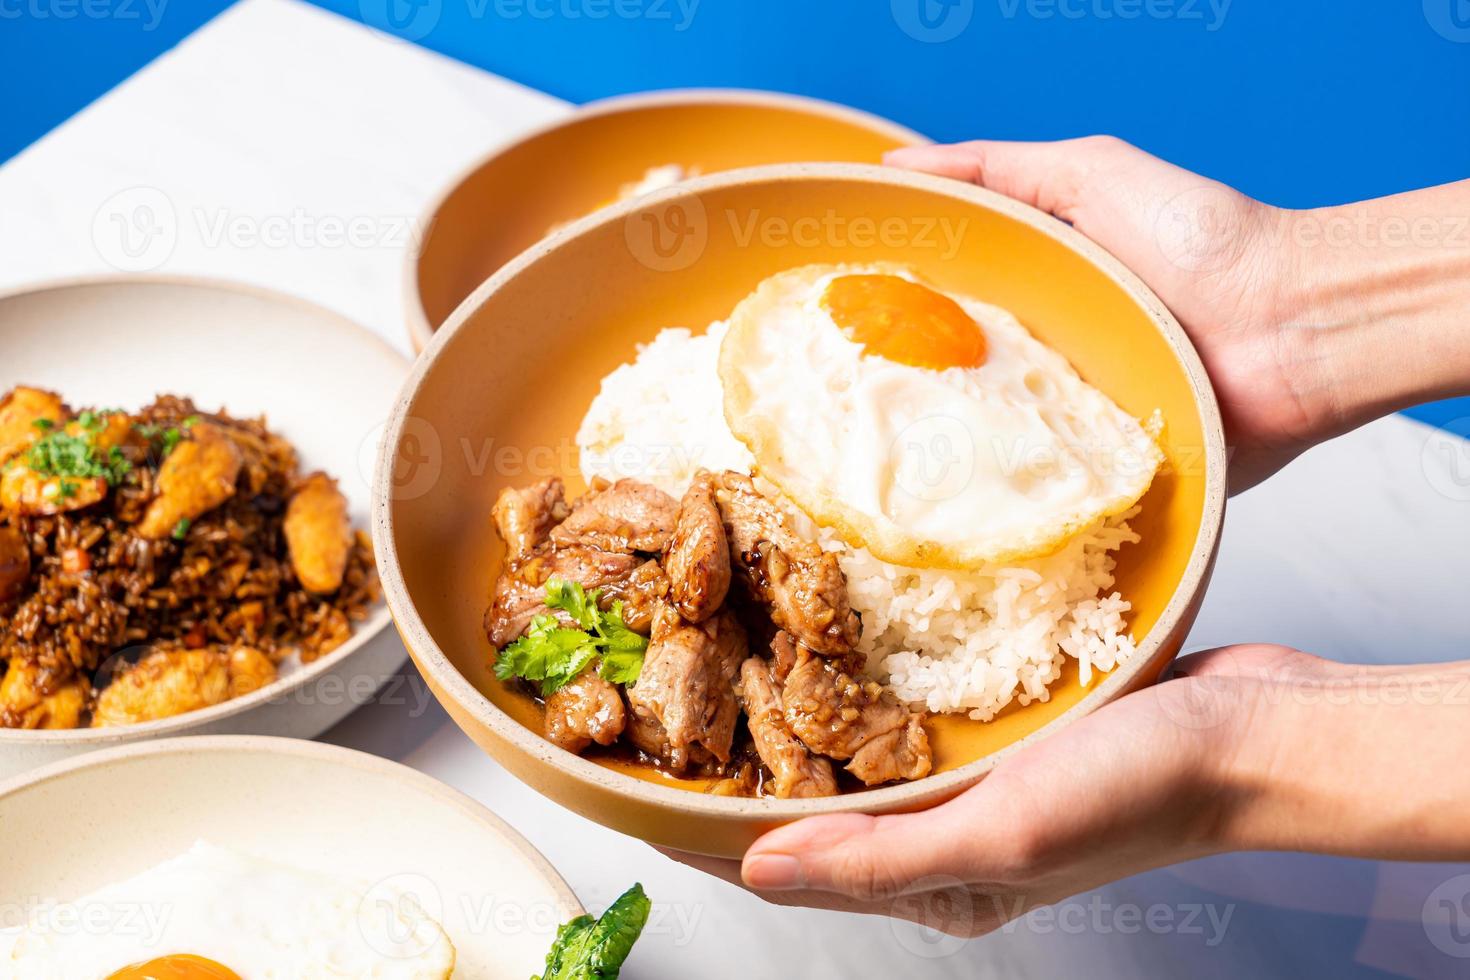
[668,644,1470,936]
[885,138,1470,493]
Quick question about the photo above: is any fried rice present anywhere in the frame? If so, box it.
[0,394,378,728]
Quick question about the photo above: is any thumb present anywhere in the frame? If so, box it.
[743,809,971,901]
[884,137,1259,300]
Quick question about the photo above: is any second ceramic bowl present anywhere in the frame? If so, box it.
[376,163,1226,858]
[406,89,926,350]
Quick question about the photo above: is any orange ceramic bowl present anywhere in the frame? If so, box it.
[405,89,926,351]
[374,163,1227,858]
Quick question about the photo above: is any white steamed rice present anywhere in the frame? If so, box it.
[576,323,1142,721]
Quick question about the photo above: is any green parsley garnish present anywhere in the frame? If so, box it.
[182,414,202,428]
[25,426,131,485]
[494,578,648,695]
[533,883,650,980]
[171,518,191,541]
[31,418,54,431]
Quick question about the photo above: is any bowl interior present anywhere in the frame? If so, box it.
[389,166,1215,795]
[0,277,405,738]
[0,738,580,977]
[413,94,924,342]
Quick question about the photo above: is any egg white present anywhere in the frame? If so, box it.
[718,262,1164,569]
[0,842,456,979]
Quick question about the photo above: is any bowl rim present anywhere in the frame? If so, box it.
[376,161,1228,819]
[0,733,584,914]
[403,86,932,351]
[0,272,401,747]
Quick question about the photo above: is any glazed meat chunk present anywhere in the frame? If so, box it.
[714,472,860,656]
[136,423,244,539]
[484,544,643,648]
[739,656,838,799]
[598,558,669,634]
[283,473,353,594]
[544,667,626,754]
[626,604,747,768]
[663,471,731,624]
[492,477,568,560]
[549,478,678,554]
[777,633,932,785]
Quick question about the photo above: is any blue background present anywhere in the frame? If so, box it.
[1,0,1467,427]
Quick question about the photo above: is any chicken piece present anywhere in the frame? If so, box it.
[714,471,860,656]
[739,657,838,799]
[0,387,64,463]
[0,525,28,601]
[0,463,107,516]
[600,559,669,634]
[779,636,932,785]
[485,544,642,648]
[492,477,569,560]
[544,666,627,754]
[626,604,747,767]
[136,423,244,539]
[91,645,276,727]
[0,662,88,729]
[284,473,353,594]
[663,471,731,623]
[225,644,278,692]
[623,703,720,773]
[549,478,679,554]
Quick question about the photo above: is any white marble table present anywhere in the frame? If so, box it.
[2,1,1466,976]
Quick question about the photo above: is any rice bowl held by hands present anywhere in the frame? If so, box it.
[576,263,1163,723]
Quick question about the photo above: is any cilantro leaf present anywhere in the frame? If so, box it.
[493,580,649,694]
[595,603,646,686]
[533,883,651,980]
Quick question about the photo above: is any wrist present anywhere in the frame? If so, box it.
[1272,190,1470,439]
[1210,661,1470,860]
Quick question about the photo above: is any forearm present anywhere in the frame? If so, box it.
[1278,180,1470,438]
[1217,660,1470,861]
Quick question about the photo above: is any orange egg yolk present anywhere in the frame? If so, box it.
[107,954,242,980]
[820,274,987,371]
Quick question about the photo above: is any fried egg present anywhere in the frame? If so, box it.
[0,842,456,979]
[719,263,1163,569]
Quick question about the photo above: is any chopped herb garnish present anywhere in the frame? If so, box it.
[31,418,54,431]
[171,518,191,541]
[160,427,183,456]
[494,578,648,695]
[182,414,202,428]
[58,480,79,499]
[25,427,131,486]
[76,410,103,431]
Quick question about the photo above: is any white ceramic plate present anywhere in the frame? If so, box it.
[0,275,407,776]
[0,736,583,978]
